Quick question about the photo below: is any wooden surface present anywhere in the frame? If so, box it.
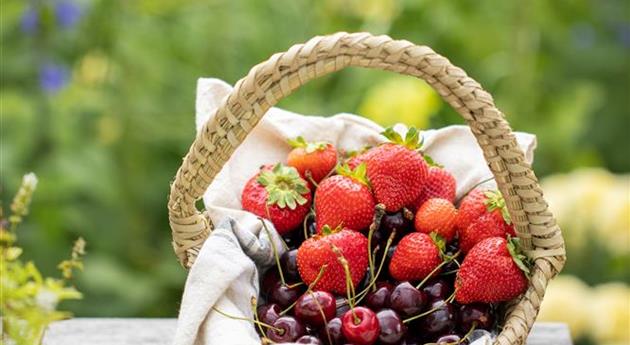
[41,318,572,344]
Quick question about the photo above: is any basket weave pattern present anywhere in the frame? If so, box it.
[168,32,566,345]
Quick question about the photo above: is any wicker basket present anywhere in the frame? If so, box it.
[167,32,566,345]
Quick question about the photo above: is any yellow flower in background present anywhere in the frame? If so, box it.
[589,283,630,343]
[537,275,591,339]
[322,0,401,24]
[358,76,442,129]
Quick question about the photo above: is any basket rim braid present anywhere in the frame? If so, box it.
[167,32,566,345]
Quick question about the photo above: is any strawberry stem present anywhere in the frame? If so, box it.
[212,305,282,333]
[259,218,286,286]
[367,204,386,291]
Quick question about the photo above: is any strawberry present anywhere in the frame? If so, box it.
[346,147,375,170]
[241,164,312,235]
[457,189,515,252]
[287,136,337,184]
[459,211,516,253]
[315,163,376,232]
[414,198,458,242]
[297,228,369,294]
[409,165,456,211]
[388,232,442,282]
[365,127,428,212]
[455,236,529,304]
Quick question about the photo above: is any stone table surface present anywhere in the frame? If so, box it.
[41,318,573,344]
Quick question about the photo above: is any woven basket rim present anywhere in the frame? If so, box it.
[167,32,566,345]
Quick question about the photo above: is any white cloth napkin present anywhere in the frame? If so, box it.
[172,78,536,345]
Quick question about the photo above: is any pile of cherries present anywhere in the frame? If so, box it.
[256,211,498,345]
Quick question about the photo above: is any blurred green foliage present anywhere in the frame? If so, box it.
[1,0,629,324]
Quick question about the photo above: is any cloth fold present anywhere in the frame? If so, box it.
[172,78,537,345]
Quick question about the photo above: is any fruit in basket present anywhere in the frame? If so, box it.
[414,198,458,242]
[410,165,457,211]
[379,210,414,243]
[341,306,380,345]
[296,228,369,294]
[422,278,453,302]
[295,291,336,328]
[417,300,457,336]
[242,164,312,235]
[287,136,338,184]
[376,309,407,345]
[389,282,427,317]
[320,317,345,344]
[269,280,305,309]
[280,249,300,283]
[266,315,306,342]
[388,232,442,282]
[365,282,394,311]
[257,303,282,326]
[296,335,323,344]
[315,164,375,232]
[457,189,515,252]
[458,303,494,332]
[365,127,428,212]
[455,237,529,304]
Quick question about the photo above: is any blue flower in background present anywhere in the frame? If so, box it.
[39,63,69,93]
[21,6,39,34]
[55,1,82,29]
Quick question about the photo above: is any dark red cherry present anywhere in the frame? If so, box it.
[280,249,300,283]
[257,303,281,326]
[376,309,407,345]
[296,335,323,344]
[261,269,280,298]
[421,278,453,301]
[418,300,456,335]
[320,317,345,345]
[335,297,350,317]
[459,303,494,332]
[365,282,394,311]
[269,281,304,309]
[380,211,413,242]
[436,334,463,344]
[266,315,306,342]
[295,291,336,328]
[389,282,427,317]
[341,307,380,345]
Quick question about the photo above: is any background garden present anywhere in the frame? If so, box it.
[2,0,629,344]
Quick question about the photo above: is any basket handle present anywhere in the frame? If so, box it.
[168,32,565,344]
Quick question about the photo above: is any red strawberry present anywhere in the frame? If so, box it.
[388,232,442,282]
[365,127,428,212]
[410,165,456,211]
[287,136,337,184]
[241,164,312,235]
[315,163,376,232]
[414,198,458,242]
[459,211,516,253]
[457,189,515,252]
[346,147,376,170]
[297,228,369,294]
[455,237,529,304]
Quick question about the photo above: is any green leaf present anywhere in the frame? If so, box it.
[336,162,370,187]
[507,236,531,275]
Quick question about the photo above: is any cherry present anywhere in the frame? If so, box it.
[459,303,494,332]
[341,307,380,345]
[269,281,304,309]
[421,278,452,301]
[296,335,323,344]
[319,317,345,345]
[257,303,281,326]
[380,211,413,242]
[389,282,427,317]
[266,315,306,342]
[418,300,457,335]
[261,269,280,298]
[365,282,394,311]
[295,291,336,328]
[335,297,350,317]
[376,308,407,345]
[436,334,464,344]
[280,249,300,283]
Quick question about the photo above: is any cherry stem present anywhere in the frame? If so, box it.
[458,176,495,202]
[279,265,327,316]
[415,251,460,290]
[305,170,319,189]
[302,211,313,241]
[459,323,477,344]
[332,245,359,324]
[251,297,266,336]
[309,290,333,345]
[212,306,282,333]
[367,204,386,291]
[402,290,457,324]
[259,218,286,286]
[355,229,396,305]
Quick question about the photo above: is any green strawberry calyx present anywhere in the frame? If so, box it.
[381,126,424,150]
[507,236,531,276]
[429,232,447,255]
[320,224,344,236]
[423,154,443,168]
[257,164,310,210]
[287,136,329,154]
[484,190,512,225]
[337,162,371,187]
